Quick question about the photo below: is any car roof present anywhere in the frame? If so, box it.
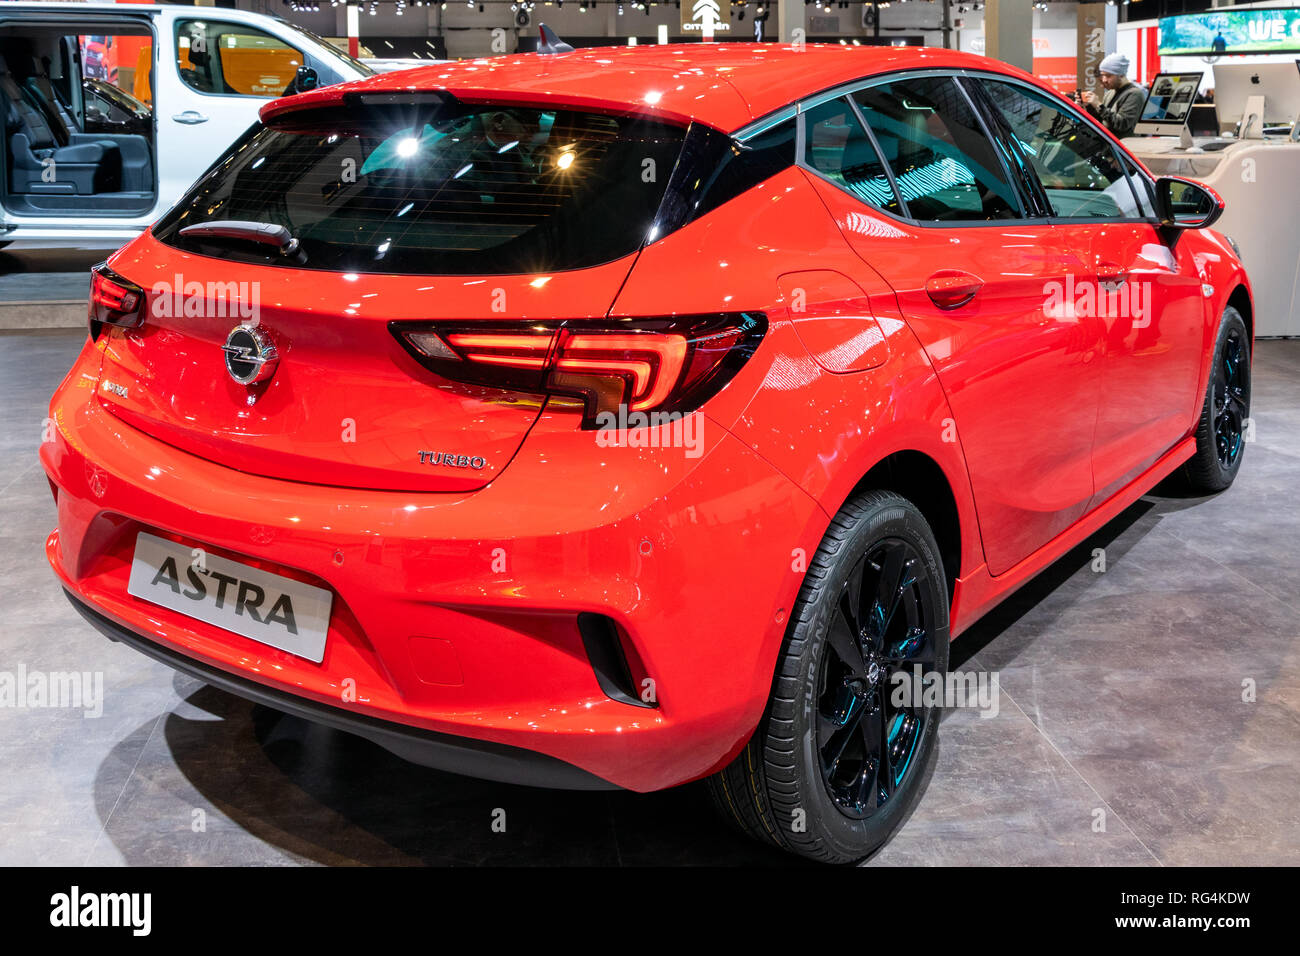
[262,42,1035,134]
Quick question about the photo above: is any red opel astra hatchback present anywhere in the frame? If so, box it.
[43,43,1252,863]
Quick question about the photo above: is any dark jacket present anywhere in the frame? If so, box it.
[1086,80,1147,138]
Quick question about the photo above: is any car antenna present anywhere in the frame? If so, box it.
[536,24,575,55]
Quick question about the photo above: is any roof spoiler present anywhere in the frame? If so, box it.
[537,23,574,55]
[262,88,463,124]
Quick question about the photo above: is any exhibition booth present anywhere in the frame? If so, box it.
[1126,60,1300,338]
[1119,7,1300,336]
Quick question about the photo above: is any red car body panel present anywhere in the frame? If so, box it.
[96,235,640,493]
[42,44,1253,792]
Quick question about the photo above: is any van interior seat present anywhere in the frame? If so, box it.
[28,56,80,139]
[0,52,122,195]
[30,54,153,193]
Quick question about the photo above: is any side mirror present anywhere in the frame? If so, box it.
[1154,176,1225,229]
[283,66,319,97]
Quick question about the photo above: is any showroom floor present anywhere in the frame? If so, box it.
[2,328,1297,866]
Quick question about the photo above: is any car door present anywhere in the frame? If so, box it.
[157,14,307,197]
[801,75,1106,577]
[975,78,1207,504]
[1092,155,1207,498]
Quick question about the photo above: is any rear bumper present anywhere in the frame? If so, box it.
[42,337,828,792]
[64,588,615,789]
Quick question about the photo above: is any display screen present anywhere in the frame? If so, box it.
[1140,73,1203,126]
[1159,9,1300,56]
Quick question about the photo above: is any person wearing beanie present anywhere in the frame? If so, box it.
[1081,52,1147,138]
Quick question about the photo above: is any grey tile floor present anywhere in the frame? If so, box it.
[2,328,1297,866]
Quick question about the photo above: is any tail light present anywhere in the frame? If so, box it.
[89,263,145,339]
[391,313,766,428]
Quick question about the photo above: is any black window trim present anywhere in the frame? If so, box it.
[798,94,911,218]
[950,74,1042,220]
[843,93,911,218]
[1119,151,1160,220]
[958,76,1055,219]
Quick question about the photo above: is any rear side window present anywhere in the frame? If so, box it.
[649,118,795,237]
[802,97,900,214]
[851,77,1020,222]
[692,118,795,220]
[153,100,687,274]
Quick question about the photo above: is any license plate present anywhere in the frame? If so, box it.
[127,532,333,663]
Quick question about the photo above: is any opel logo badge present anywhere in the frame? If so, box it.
[222,325,278,386]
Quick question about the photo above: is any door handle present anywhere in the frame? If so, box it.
[1097,262,1129,286]
[925,270,983,310]
[171,110,209,125]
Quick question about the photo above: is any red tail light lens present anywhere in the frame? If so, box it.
[89,264,145,338]
[392,314,765,428]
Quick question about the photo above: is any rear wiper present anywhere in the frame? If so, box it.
[178,221,306,263]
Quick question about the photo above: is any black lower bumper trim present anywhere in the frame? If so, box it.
[65,589,620,791]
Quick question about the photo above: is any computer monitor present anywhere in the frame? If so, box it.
[1213,62,1300,135]
[1135,72,1204,136]
[1187,102,1221,138]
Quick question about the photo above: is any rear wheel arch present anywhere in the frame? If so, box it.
[843,451,962,605]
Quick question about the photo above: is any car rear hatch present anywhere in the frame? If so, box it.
[92,93,690,493]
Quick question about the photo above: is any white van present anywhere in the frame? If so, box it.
[0,2,371,248]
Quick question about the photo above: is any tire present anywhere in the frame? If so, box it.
[707,490,950,864]
[1181,306,1250,493]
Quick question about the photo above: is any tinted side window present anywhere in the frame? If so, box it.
[177,20,303,97]
[802,97,900,214]
[981,80,1144,220]
[851,77,1019,222]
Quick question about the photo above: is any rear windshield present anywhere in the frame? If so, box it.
[153,100,688,274]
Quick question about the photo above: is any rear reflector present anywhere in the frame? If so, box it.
[89,263,145,338]
[391,313,765,428]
